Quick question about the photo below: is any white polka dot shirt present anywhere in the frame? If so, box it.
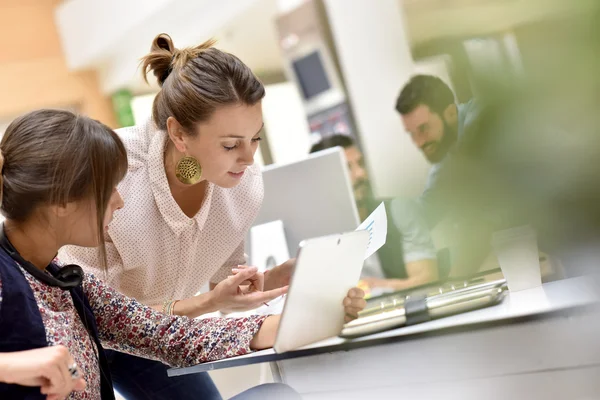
[59,119,264,306]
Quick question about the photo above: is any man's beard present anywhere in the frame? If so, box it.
[421,120,458,164]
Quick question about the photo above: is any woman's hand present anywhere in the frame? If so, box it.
[343,287,367,322]
[210,266,288,313]
[263,258,295,291]
[0,346,87,400]
[250,286,368,349]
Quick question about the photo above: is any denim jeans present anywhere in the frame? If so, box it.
[230,383,302,400]
[106,350,301,400]
[106,350,222,400]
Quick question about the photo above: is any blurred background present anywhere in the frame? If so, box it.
[3,0,596,196]
[1,0,598,397]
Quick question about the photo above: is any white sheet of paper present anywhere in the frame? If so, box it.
[356,202,388,260]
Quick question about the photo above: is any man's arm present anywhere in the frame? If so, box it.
[418,163,452,229]
[362,258,438,291]
[393,197,439,285]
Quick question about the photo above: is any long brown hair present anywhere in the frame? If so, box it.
[140,33,265,133]
[0,109,128,269]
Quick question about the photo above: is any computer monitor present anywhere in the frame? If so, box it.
[249,147,361,258]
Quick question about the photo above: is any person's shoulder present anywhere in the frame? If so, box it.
[115,119,158,169]
[456,98,486,147]
[459,98,485,123]
[390,197,421,216]
[459,98,478,111]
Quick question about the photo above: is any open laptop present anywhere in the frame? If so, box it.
[250,147,361,259]
[273,230,369,353]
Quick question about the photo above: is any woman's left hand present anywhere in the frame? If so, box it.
[213,267,288,313]
[240,262,366,321]
[343,287,366,322]
[250,287,367,350]
[263,258,295,291]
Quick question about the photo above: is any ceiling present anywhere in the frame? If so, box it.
[188,0,586,80]
[402,0,595,46]
[123,0,285,94]
[56,0,593,93]
[214,0,284,76]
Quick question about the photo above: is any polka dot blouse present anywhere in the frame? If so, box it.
[59,119,264,306]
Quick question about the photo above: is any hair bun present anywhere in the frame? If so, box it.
[141,33,178,87]
[153,33,175,53]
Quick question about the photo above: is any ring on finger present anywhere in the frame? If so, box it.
[68,363,80,379]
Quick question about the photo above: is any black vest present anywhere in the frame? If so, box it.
[0,248,115,399]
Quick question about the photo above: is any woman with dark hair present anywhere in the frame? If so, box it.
[0,109,327,399]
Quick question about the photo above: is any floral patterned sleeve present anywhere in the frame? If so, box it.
[82,272,267,367]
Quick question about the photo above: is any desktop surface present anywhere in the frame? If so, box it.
[169,274,600,377]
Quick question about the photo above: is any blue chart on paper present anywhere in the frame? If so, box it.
[364,220,374,247]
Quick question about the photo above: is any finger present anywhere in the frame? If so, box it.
[347,287,365,299]
[57,362,73,399]
[342,296,366,307]
[250,271,265,292]
[233,270,263,287]
[230,271,256,287]
[238,285,254,295]
[45,393,67,400]
[233,277,264,293]
[227,275,251,285]
[231,265,255,275]
[343,296,367,309]
[227,267,259,287]
[44,364,67,395]
[231,269,252,275]
[231,270,254,284]
[344,306,363,316]
[40,380,55,395]
[73,377,87,392]
[345,313,359,323]
[242,285,288,305]
[57,354,78,398]
[42,346,70,394]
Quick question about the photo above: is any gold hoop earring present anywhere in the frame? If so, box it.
[175,156,202,185]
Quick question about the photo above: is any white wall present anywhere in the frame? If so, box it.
[276,0,307,14]
[323,0,431,199]
[131,93,156,126]
[0,119,9,223]
[262,82,311,165]
[55,0,263,93]
[0,119,12,139]
[414,55,455,94]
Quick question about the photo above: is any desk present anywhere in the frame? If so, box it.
[170,276,600,399]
